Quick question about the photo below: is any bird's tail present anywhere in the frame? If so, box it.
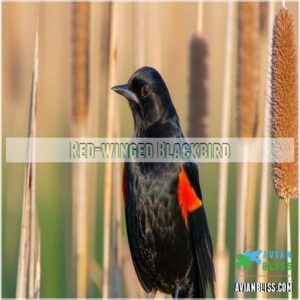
[189,207,216,298]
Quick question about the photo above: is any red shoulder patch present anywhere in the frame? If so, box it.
[177,169,202,226]
[122,164,127,206]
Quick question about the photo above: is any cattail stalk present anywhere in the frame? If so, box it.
[110,156,122,297]
[235,145,249,295]
[16,28,39,299]
[271,8,298,299]
[86,3,111,295]
[257,2,275,297]
[286,199,291,299]
[111,27,122,296]
[245,163,258,248]
[87,4,100,295]
[71,3,90,297]
[235,4,259,297]
[215,2,234,298]
[102,3,118,297]
[196,2,203,33]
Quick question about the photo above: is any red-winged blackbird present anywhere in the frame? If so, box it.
[112,67,215,298]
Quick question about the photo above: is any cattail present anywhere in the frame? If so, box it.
[71,2,90,123]
[271,8,298,300]
[188,1,208,138]
[235,3,259,296]
[271,8,298,201]
[188,34,208,137]
[235,3,260,241]
[236,1,259,254]
[237,2,259,138]
[71,2,90,297]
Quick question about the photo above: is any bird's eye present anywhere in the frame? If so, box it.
[141,86,150,98]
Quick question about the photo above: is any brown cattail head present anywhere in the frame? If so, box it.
[237,2,259,138]
[271,8,298,200]
[188,33,208,137]
[71,2,90,123]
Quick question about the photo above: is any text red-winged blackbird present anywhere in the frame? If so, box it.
[112,67,215,298]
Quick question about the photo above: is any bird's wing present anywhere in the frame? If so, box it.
[180,162,215,297]
[123,163,153,293]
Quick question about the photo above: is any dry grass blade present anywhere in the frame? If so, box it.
[89,259,102,292]
[271,8,298,201]
[16,30,39,298]
[271,8,298,299]
[16,160,31,298]
[28,147,37,298]
[33,226,41,298]
[214,249,229,298]
[29,30,39,295]
[71,2,90,297]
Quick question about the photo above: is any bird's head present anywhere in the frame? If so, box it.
[112,67,177,132]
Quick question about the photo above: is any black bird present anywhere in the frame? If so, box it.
[112,67,215,298]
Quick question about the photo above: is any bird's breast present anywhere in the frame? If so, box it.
[125,163,193,287]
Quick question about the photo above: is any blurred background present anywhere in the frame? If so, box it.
[2,1,298,298]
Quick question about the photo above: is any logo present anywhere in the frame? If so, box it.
[235,282,293,293]
[236,250,292,271]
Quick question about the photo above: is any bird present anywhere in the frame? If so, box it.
[112,66,215,298]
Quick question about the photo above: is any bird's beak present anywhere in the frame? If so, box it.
[111,84,138,104]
